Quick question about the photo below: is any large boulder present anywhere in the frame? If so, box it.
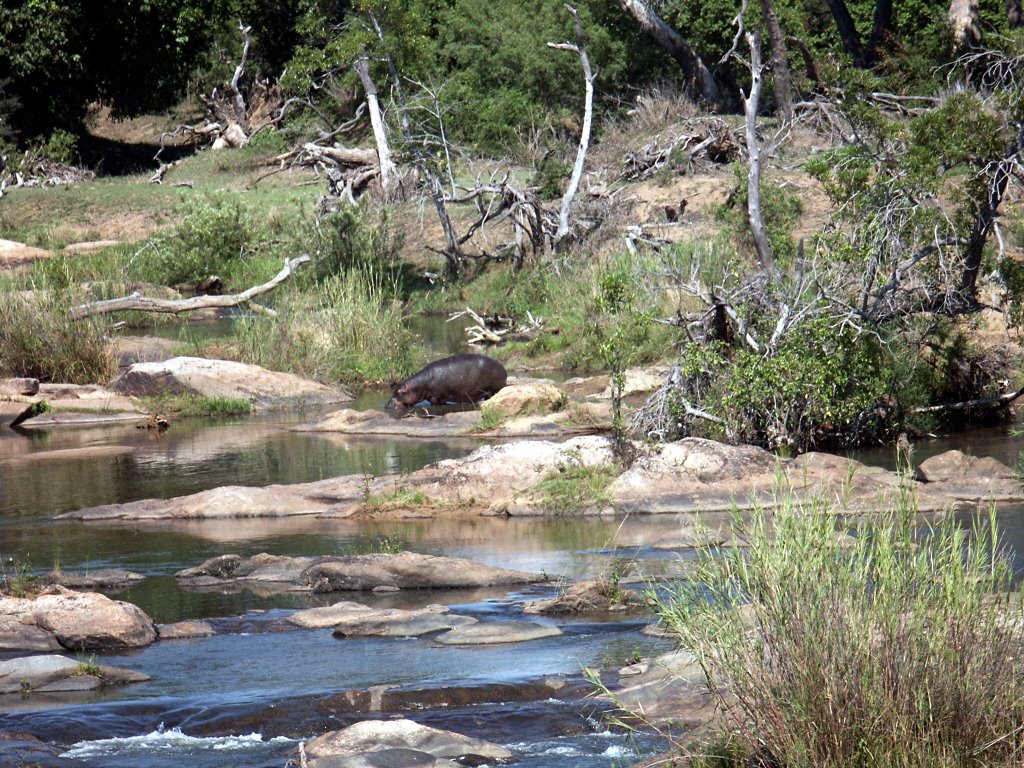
[0,588,157,651]
[915,450,1024,502]
[0,654,150,693]
[109,356,352,409]
[304,719,514,763]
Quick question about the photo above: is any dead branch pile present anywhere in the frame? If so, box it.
[0,155,95,196]
[448,306,546,345]
[622,118,739,180]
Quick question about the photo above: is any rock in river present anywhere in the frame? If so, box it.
[176,551,548,593]
[304,718,514,764]
[109,356,352,409]
[289,601,477,636]
[0,587,158,652]
[0,654,150,694]
[433,620,562,645]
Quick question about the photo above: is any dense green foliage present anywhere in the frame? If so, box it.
[0,0,229,138]
[2,0,1014,154]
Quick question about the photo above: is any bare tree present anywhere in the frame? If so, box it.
[741,33,775,273]
[353,55,399,198]
[547,4,596,246]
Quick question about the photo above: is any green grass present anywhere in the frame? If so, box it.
[72,655,104,678]
[360,489,430,514]
[0,291,117,383]
[649,490,1024,768]
[138,394,253,418]
[535,463,617,513]
[233,264,414,387]
[0,557,41,598]
[339,532,410,555]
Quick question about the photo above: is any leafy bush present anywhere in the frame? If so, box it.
[0,292,115,383]
[715,165,802,265]
[136,195,266,288]
[296,203,404,285]
[654,496,1024,768]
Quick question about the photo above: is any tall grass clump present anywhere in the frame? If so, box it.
[655,494,1024,768]
[0,292,115,383]
[234,265,413,387]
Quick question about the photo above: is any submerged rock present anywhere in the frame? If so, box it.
[308,748,459,767]
[0,654,150,694]
[176,551,547,593]
[40,568,145,591]
[157,620,216,639]
[0,587,158,652]
[304,719,514,764]
[109,356,352,409]
[602,650,716,728]
[433,620,562,645]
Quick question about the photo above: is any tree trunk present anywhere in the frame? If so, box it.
[867,0,893,57]
[612,0,720,108]
[1009,0,1024,28]
[548,5,595,245]
[822,0,866,66]
[353,56,398,197]
[759,0,793,123]
[949,0,982,50]
[742,33,775,273]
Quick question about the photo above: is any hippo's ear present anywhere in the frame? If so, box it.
[396,383,410,394]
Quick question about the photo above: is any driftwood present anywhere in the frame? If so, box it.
[448,306,545,345]
[911,388,1024,415]
[67,254,310,320]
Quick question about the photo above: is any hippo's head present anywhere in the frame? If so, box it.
[386,382,420,412]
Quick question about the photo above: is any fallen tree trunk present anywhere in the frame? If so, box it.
[68,254,310,320]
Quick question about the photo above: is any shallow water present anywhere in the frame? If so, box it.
[0,395,684,766]
[2,372,1023,767]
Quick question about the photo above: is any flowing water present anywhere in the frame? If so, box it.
[2,316,1023,767]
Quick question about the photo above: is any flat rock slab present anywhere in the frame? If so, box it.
[58,478,365,521]
[0,654,150,694]
[177,551,547,593]
[41,568,145,591]
[0,587,157,652]
[157,620,216,639]
[109,356,353,409]
[433,620,562,645]
[304,719,514,762]
[331,606,478,638]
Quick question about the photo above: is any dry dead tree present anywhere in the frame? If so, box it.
[547,4,596,247]
[67,254,310,320]
[155,21,283,163]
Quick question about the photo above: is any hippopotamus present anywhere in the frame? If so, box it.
[387,354,507,413]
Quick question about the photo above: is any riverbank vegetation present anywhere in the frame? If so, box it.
[645,492,1024,768]
[3,0,1024,448]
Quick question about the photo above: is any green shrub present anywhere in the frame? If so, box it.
[715,165,802,265]
[0,292,115,383]
[654,495,1024,768]
[296,203,405,284]
[136,195,266,288]
[535,463,617,513]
